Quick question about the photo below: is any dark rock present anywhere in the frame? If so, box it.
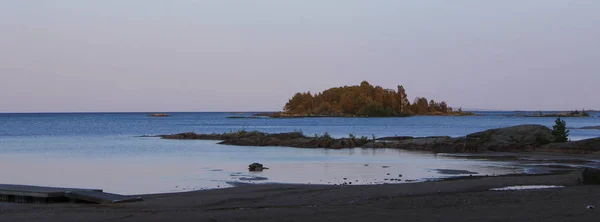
[582,168,600,185]
[464,124,554,152]
[376,136,414,141]
[249,163,266,172]
[540,138,600,154]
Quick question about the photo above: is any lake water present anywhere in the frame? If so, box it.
[0,112,599,194]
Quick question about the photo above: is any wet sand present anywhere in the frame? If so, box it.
[2,171,599,221]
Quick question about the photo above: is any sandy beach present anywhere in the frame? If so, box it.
[1,170,598,222]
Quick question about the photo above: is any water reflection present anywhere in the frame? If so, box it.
[0,141,522,195]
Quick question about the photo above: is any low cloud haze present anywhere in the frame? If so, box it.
[1,0,599,112]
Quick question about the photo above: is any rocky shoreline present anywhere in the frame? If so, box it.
[159,124,600,154]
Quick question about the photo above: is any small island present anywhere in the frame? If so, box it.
[148,113,170,117]
[275,81,472,118]
[525,110,591,118]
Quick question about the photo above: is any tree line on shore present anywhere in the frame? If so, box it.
[283,81,471,117]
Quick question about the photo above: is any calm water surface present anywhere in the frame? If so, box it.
[0,112,599,194]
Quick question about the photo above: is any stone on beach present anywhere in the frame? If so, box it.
[581,168,600,185]
[249,163,266,172]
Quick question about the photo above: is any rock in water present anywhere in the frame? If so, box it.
[582,168,600,185]
[249,163,266,172]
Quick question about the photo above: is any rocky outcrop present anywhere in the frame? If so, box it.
[364,136,461,153]
[160,132,225,140]
[363,125,556,153]
[158,125,599,154]
[160,131,371,149]
[539,137,600,154]
[462,125,554,152]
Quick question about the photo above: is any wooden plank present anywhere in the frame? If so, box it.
[64,191,143,204]
[0,184,102,198]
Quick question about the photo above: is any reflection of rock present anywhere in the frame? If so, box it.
[582,168,600,185]
[435,169,479,175]
[239,176,268,181]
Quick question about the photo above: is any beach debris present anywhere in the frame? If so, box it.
[248,163,268,172]
[586,205,595,210]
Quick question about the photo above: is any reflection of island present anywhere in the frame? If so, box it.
[270,81,473,118]
[525,110,590,117]
[149,113,170,117]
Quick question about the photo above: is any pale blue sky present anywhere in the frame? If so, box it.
[1,0,599,112]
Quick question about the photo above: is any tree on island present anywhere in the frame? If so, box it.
[282,81,470,117]
[552,117,569,142]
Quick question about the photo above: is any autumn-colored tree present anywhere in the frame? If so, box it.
[282,81,464,117]
[396,85,410,113]
[412,97,429,114]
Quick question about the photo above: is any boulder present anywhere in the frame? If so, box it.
[249,163,266,172]
[582,168,600,185]
[465,125,554,152]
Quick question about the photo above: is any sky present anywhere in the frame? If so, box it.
[1,0,599,112]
